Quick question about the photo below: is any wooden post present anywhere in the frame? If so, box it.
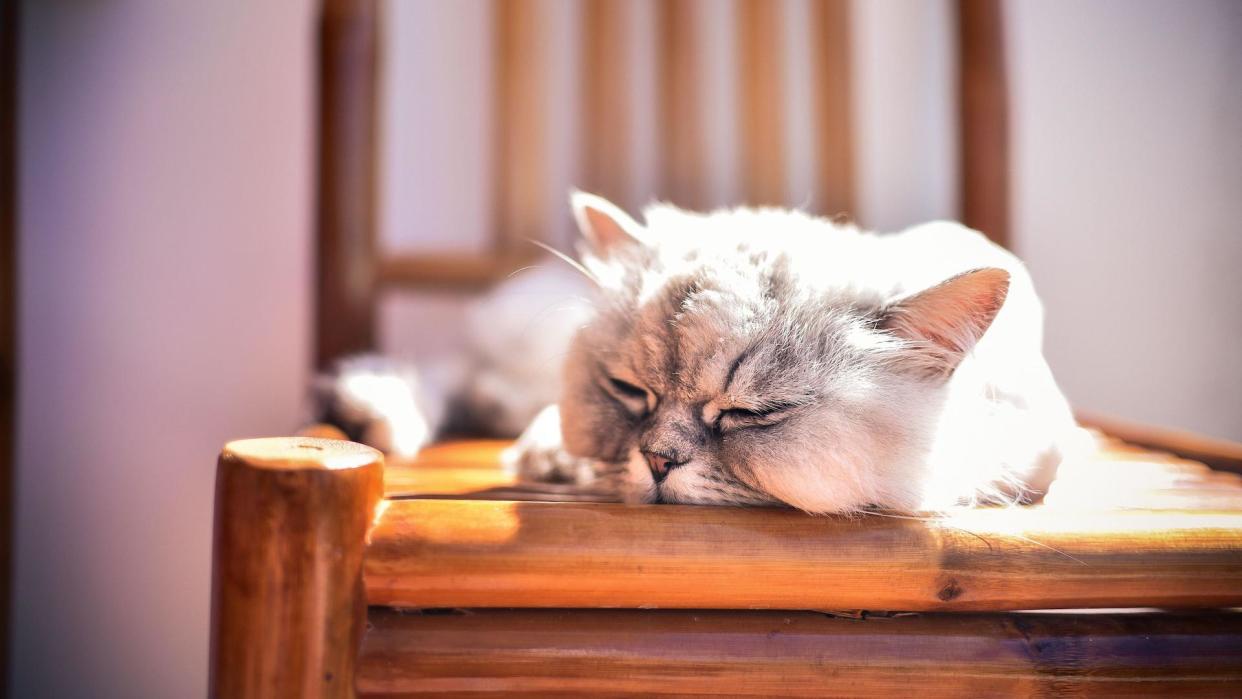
[957,0,1010,248]
[210,437,383,698]
[737,0,787,207]
[315,0,380,369]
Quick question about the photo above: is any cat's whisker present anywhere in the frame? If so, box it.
[527,238,600,286]
[859,510,1085,565]
[989,529,1087,565]
[503,264,543,281]
[860,510,946,523]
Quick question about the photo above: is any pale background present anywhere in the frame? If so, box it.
[12,0,1242,696]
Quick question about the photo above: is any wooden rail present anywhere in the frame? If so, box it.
[1077,410,1242,475]
[357,608,1242,697]
[209,435,1242,694]
[365,499,1242,612]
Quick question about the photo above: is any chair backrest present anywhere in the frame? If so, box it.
[313,0,1010,369]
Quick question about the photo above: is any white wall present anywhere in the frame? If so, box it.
[850,0,958,232]
[13,1,314,696]
[1008,0,1242,440]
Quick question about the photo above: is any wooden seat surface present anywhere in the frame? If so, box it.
[381,434,1242,509]
[359,434,1242,696]
[367,434,1242,612]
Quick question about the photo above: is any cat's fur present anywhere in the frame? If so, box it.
[322,192,1081,514]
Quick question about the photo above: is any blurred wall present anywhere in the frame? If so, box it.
[850,0,957,233]
[13,1,314,696]
[1008,0,1242,440]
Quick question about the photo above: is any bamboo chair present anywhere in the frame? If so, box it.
[209,1,1242,695]
[210,433,1242,697]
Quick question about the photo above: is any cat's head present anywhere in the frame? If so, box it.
[558,192,1009,513]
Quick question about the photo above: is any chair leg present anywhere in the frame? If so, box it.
[209,437,383,698]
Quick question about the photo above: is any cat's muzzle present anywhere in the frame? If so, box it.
[642,449,688,483]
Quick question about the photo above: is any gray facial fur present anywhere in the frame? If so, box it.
[557,193,1078,514]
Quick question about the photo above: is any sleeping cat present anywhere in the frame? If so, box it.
[322,192,1081,514]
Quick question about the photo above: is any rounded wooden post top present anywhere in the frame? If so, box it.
[221,436,382,471]
[212,436,383,698]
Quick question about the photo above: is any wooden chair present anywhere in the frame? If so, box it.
[210,434,1242,697]
[210,1,1242,695]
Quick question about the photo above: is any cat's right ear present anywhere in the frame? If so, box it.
[571,190,648,257]
[878,267,1010,379]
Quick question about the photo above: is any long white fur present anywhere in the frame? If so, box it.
[560,195,1082,513]
[330,193,1083,514]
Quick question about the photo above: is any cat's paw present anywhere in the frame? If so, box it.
[315,355,438,457]
[505,441,599,485]
[502,404,598,485]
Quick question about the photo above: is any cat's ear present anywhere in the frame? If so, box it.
[879,267,1010,377]
[570,190,648,256]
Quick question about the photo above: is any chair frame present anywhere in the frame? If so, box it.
[208,434,1242,696]
[207,1,1242,695]
[312,0,1009,368]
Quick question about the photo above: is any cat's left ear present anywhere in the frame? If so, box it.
[879,267,1010,377]
[570,190,648,256]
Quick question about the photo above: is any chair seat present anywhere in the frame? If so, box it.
[382,433,1242,509]
[358,434,1242,695]
[371,433,1242,611]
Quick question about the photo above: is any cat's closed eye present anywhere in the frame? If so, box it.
[603,375,652,415]
[720,406,774,420]
[715,403,797,431]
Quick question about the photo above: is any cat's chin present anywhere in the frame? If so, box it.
[619,447,786,507]
[618,448,719,506]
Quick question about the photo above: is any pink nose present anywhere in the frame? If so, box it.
[642,450,684,482]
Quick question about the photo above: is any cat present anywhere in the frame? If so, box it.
[320,191,1082,514]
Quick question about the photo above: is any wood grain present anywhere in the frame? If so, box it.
[1045,428,1242,509]
[957,0,1010,247]
[494,0,547,256]
[737,0,786,206]
[315,0,380,367]
[377,250,543,292]
[365,498,1242,612]
[383,440,616,501]
[809,0,854,218]
[210,437,383,698]
[383,434,1242,506]
[656,0,706,210]
[581,0,635,210]
[1078,410,1242,475]
[357,608,1242,697]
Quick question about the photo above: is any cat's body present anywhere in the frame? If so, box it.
[322,194,1081,514]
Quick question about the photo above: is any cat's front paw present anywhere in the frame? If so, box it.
[505,441,599,485]
[502,404,598,485]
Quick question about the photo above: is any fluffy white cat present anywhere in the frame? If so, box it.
[321,192,1083,514]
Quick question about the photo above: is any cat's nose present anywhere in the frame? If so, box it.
[642,449,686,483]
